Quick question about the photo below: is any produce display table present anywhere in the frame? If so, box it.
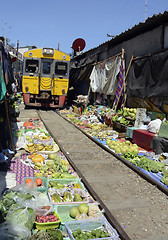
[150,136,168,154]
[133,129,155,151]
[126,127,139,139]
[112,121,127,132]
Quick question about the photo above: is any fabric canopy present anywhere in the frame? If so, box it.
[0,46,6,102]
[127,49,168,98]
[89,55,121,95]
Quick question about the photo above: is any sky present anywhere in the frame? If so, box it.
[0,0,168,55]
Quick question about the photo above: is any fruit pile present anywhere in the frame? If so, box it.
[34,154,76,179]
[69,203,100,220]
[106,139,139,154]
[36,214,59,223]
[72,228,110,239]
[25,177,43,188]
[10,118,120,239]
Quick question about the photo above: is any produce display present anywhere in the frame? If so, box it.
[106,139,139,154]
[49,188,88,204]
[121,152,165,173]
[36,213,60,223]
[69,203,101,220]
[0,116,120,238]
[72,228,110,239]
[58,105,168,188]
[2,102,168,239]
[30,229,63,240]
[33,154,76,179]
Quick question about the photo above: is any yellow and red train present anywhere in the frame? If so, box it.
[22,47,70,108]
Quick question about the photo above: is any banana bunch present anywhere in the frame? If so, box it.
[26,143,36,152]
[36,144,45,151]
[45,145,53,151]
[41,135,51,140]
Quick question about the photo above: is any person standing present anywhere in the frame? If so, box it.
[11,79,18,98]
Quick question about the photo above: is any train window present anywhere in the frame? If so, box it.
[55,62,67,76]
[43,61,51,75]
[25,60,39,73]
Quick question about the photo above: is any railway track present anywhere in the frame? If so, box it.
[19,106,168,240]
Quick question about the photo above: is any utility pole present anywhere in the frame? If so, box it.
[145,0,147,21]
[16,40,19,79]
[16,40,19,57]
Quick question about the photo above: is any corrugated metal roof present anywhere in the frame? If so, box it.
[75,11,168,58]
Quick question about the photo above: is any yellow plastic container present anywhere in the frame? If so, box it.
[35,211,61,230]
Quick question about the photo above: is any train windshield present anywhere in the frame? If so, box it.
[25,59,39,73]
[43,61,51,75]
[55,62,68,76]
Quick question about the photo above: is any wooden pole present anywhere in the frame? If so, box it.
[114,54,134,114]
[84,85,91,109]
[4,96,15,152]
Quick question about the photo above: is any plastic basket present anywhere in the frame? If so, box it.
[55,204,103,232]
[48,188,89,205]
[24,177,48,193]
[65,217,119,240]
[35,211,61,230]
[54,204,78,231]
[48,178,86,191]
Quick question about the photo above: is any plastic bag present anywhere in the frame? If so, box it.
[158,119,168,139]
[0,221,30,240]
[147,119,162,133]
[2,206,36,239]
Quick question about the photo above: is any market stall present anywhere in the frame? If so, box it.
[58,104,168,192]
[0,117,120,240]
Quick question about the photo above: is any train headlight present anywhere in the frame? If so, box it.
[42,48,54,55]
[25,86,29,92]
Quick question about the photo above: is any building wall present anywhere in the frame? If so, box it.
[100,26,164,69]
[164,24,168,49]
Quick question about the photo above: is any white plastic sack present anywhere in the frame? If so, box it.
[147,119,162,133]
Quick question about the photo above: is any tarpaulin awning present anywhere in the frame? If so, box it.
[127,49,168,98]
[90,55,121,95]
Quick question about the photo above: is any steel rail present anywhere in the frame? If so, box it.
[38,110,132,240]
[57,112,168,196]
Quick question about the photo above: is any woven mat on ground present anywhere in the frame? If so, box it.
[9,155,35,185]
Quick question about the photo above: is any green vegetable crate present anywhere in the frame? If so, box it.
[65,217,119,240]
[54,204,83,231]
[47,178,86,191]
[24,177,48,193]
[54,204,103,232]
[48,188,89,205]
[35,211,61,230]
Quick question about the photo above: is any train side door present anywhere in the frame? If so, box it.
[52,61,69,95]
[40,59,53,91]
[22,58,39,94]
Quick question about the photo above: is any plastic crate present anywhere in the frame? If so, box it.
[24,177,48,193]
[65,217,119,240]
[54,204,78,231]
[55,204,103,232]
[48,178,86,191]
[35,211,61,230]
[48,188,89,205]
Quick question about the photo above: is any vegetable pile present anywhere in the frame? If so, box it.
[30,229,63,240]
[72,228,110,239]
[121,152,166,173]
